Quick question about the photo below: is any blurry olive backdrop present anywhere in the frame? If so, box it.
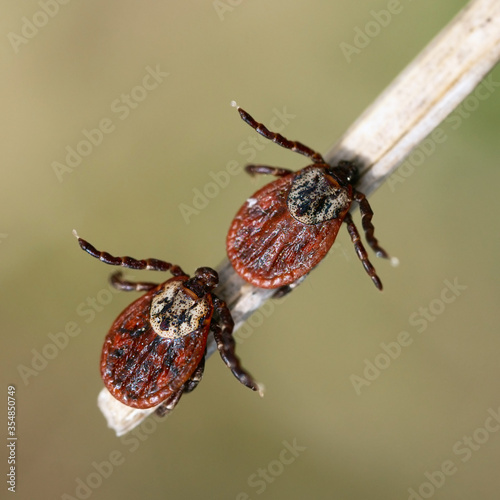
[2,1,500,499]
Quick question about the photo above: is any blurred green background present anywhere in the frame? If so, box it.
[2,1,500,499]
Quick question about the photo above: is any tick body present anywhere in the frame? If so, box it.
[226,105,390,290]
[74,232,260,416]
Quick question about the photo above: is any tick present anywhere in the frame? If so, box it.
[74,231,261,416]
[227,103,390,290]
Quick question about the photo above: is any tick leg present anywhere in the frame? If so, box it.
[273,285,294,298]
[343,213,383,291]
[155,388,185,417]
[245,164,293,178]
[183,356,205,394]
[234,105,325,164]
[73,231,186,276]
[353,191,390,259]
[272,274,308,298]
[109,271,159,292]
[212,296,262,394]
[155,357,205,417]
